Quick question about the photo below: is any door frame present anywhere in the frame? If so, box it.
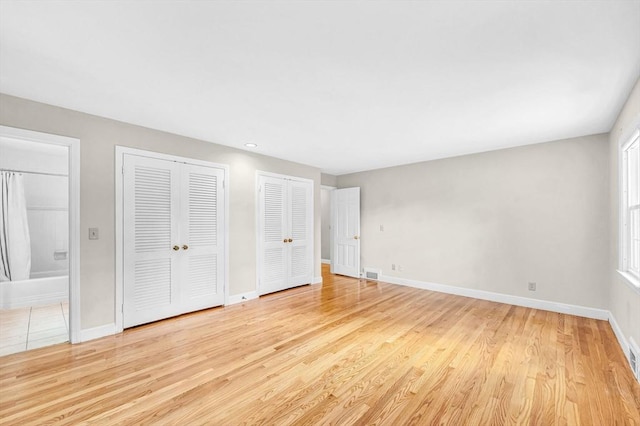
[255,171,314,296]
[114,146,229,333]
[0,125,81,343]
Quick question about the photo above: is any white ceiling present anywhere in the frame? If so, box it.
[1,1,639,175]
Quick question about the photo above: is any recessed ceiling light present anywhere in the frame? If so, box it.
[244,143,258,148]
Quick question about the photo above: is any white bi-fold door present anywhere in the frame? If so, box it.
[258,174,313,295]
[123,154,225,328]
[331,187,360,278]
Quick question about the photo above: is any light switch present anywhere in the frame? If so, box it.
[89,228,99,240]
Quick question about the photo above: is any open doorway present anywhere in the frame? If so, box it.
[320,185,335,267]
[0,126,80,355]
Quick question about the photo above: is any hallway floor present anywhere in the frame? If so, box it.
[0,302,69,356]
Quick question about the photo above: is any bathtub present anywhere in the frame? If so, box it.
[0,274,68,309]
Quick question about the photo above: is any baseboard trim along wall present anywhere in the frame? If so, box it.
[321,259,331,264]
[608,311,629,362]
[79,323,117,343]
[380,274,609,320]
[72,274,638,381]
[226,291,259,305]
[379,273,640,379]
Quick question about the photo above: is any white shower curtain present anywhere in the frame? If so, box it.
[0,172,31,282]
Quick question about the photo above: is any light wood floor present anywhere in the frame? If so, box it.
[1,265,639,425]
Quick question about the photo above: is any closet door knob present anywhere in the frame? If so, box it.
[354,236,359,240]
[182,245,189,250]
[173,245,180,251]
[283,239,288,243]
[288,238,293,243]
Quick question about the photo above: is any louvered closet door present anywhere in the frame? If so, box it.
[180,164,225,311]
[259,176,288,295]
[123,155,180,328]
[287,180,312,286]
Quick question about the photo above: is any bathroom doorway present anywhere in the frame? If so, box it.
[0,126,80,355]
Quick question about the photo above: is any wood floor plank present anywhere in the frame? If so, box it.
[1,264,638,425]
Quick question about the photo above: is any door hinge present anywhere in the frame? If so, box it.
[121,304,124,313]
[121,166,125,175]
[222,179,225,189]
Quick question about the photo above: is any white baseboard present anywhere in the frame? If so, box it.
[79,323,116,342]
[227,291,259,305]
[312,276,323,285]
[321,259,331,265]
[380,274,609,320]
[608,311,629,360]
[608,312,640,382]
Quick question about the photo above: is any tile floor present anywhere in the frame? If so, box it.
[0,302,69,356]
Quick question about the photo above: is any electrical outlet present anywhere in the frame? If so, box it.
[528,282,536,291]
[398,265,403,272]
[89,228,99,240]
[391,264,396,271]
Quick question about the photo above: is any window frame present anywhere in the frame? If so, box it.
[619,122,640,291]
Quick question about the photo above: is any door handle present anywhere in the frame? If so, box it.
[288,238,293,243]
[354,236,359,240]
[182,244,189,250]
[173,245,180,251]
[283,239,288,243]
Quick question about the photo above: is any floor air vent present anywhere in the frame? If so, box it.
[630,338,640,382]
[363,268,380,280]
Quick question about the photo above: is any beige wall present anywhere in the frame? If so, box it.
[0,93,322,330]
[609,77,640,349]
[321,173,337,187]
[338,134,610,309]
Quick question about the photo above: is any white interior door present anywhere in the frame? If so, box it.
[180,163,225,311]
[259,176,288,295]
[123,155,179,328]
[123,154,226,328]
[258,174,313,295]
[332,187,360,278]
[288,179,313,286]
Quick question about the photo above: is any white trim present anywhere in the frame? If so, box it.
[79,323,117,343]
[321,259,331,264]
[312,276,323,285]
[256,170,315,184]
[114,146,230,333]
[116,146,232,169]
[226,291,259,305]
[617,116,640,279]
[617,270,640,295]
[380,274,609,320]
[321,185,337,190]
[609,311,629,363]
[608,311,639,382]
[0,125,81,343]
